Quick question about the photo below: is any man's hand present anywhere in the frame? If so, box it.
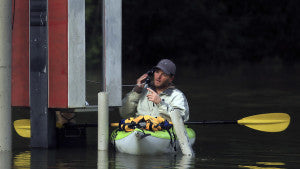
[136,74,148,87]
[147,88,161,104]
[133,74,148,93]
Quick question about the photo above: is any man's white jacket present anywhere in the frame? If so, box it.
[120,85,189,122]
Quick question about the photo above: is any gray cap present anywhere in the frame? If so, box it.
[154,59,176,75]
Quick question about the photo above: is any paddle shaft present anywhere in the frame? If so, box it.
[64,123,98,128]
[61,121,237,128]
[185,121,237,125]
[109,120,238,127]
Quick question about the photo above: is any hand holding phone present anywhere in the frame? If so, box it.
[145,69,155,84]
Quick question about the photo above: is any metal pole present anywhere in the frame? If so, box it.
[97,150,108,169]
[103,0,122,107]
[170,110,194,156]
[0,0,12,151]
[98,92,109,151]
[30,0,56,148]
[0,151,11,168]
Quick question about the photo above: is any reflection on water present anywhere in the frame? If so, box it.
[256,162,285,166]
[12,149,194,169]
[239,162,286,169]
[177,155,194,169]
[13,148,93,169]
[10,145,300,169]
[113,152,194,169]
[13,151,30,168]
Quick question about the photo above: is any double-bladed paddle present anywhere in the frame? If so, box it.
[111,113,290,133]
[13,113,290,138]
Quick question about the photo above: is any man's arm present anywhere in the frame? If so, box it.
[147,88,189,122]
[119,73,148,118]
[119,91,141,118]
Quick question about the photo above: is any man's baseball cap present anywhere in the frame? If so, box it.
[154,59,176,75]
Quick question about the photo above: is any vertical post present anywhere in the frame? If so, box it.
[97,150,108,169]
[68,0,86,107]
[170,110,194,156]
[98,92,109,151]
[0,152,11,168]
[0,0,12,151]
[30,0,56,148]
[103,0,122,107]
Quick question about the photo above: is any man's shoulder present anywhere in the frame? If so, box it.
[167,87,186,97]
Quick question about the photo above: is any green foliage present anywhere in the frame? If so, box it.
[86,0,102,70]
[85,0,300,69]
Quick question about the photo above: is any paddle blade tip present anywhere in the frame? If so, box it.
[238,113,290,132]
[14,119,31,138]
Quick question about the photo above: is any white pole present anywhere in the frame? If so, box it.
[0,0,12,151]
[103,0,122,107]
[0,151,11,169]
[97,150,108,169]
[98,92,109,151]
[170,110,194,156]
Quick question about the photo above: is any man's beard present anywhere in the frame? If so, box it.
[155,80,170,90]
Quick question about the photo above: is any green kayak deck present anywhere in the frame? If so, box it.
[111,127,196,141]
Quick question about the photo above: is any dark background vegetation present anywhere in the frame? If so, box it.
[85,1,300,122]
[86,0,300,72]
[83,0,300,129]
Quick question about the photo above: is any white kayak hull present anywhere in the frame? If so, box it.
[112,129,196,155]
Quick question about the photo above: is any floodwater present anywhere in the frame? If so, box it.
[10,64,300,168]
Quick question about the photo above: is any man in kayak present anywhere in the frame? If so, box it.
[120,59,189,122]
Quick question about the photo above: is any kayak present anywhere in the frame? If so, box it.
[111,127,196,155]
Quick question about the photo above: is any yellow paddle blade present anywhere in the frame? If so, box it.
[111,123,119,127]
[237,113,290,132]
[13,119,31,138]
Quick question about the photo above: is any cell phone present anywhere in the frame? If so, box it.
[145,69,155,84]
